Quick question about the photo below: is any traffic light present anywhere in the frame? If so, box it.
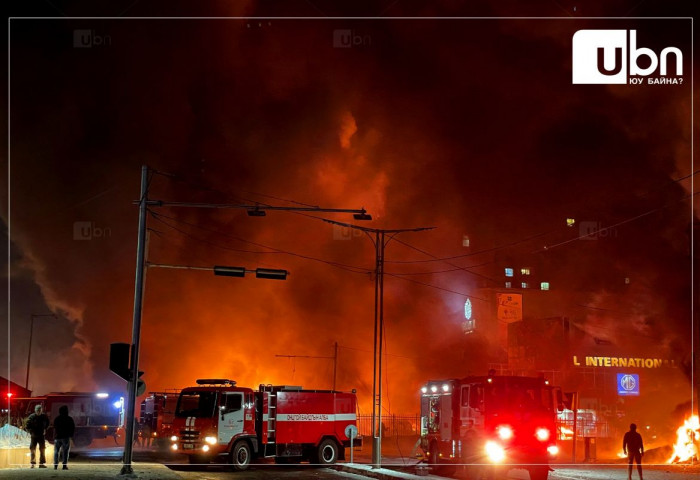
[109,343,131,381]
[110,343,145,393]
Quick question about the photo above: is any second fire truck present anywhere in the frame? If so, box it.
[420,373,562,480]
[171,379,361,469]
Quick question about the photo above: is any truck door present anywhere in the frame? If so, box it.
[469,385,485,429]
[439,394,452,441]
[218,392,244,445]
[460,386,473,436]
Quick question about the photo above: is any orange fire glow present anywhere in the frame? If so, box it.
[667,415,699,463]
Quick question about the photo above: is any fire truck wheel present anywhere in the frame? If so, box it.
[428,442,439,465]
[229,441,252,471]
[528,466,549,480]
[316,439,339,465]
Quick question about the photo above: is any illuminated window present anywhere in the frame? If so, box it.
[505,268,514,277]
[463,235,470,247]
[520,268,530,275]
[505,281,511,288]
[540,282,550,291]
[521,282,528,289]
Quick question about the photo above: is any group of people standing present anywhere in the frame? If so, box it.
[24,404,75,470]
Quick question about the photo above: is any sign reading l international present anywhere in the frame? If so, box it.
[573,355,676,368]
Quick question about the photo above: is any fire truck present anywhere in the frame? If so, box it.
[171,379,361,470]
[13,392,125,447]
[138,391,180,448]
[420,374,562,480]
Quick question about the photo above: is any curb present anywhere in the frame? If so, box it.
[334,463,445,480]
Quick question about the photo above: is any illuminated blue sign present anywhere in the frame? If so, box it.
[617,373,639,396]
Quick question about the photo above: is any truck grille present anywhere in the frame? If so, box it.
[179,430,200,442]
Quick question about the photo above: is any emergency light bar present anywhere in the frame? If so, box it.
[196,379,236,385]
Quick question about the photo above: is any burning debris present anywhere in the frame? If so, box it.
[668,415,699,463]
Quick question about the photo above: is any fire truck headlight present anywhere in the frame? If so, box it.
[547,445,559,456]
[497,425,513,441]
[171,444,178,451]
[202,445,210,452]
[442,384,450,392]
[421,386,427,394]
[170,435,178,442]
[536,428,550,442]
[430,385,438,393]
[485,441,505,463]
[204,436,217,445]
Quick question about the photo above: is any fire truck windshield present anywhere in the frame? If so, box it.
[485,382,552,413]
[175,391,218,418]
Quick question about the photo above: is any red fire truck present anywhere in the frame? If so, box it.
[171,379,361,470]
[420,374,562,480]
[13,392,125,447]
[138,391,180,448]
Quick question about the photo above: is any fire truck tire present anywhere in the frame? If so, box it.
[73,433,92,448]
[428,442,439,465]
[229,441,252,471]
[316,438,339,465]
[528,466,549,480]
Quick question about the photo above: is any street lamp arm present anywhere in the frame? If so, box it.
[322,218,436,235]
[137,200,368,215]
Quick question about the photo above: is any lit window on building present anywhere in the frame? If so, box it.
[521,282,528,289]
[505,281,511,288]
[541,282,550,291]
[520,268,530,275]
[505,267,514,277]
[463,235,470,247]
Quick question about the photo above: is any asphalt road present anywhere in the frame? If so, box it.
[7,444,699,480]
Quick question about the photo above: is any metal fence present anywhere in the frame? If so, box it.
[356,413,614,440]
[357,414,421,437]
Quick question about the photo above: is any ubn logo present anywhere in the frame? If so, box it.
[333,29,372,48]
[572,30,682,84]
[73,30,112,48]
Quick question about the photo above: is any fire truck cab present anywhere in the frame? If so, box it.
[420,374,562,480]
[171,379,360,470]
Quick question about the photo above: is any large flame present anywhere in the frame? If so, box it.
[668,415,700,463]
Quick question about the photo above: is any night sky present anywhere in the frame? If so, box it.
[2,1,695,417]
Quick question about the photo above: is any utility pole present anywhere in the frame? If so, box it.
[322,219,434,468]
[275,341,338,390]
[120,165,371,475]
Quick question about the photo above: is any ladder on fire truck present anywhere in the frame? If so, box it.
[259,385,303,457]
[260,385,277,457]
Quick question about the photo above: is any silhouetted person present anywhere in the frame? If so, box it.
[52,405,75,470]
[25,404,50,468]
[623,423,644,480]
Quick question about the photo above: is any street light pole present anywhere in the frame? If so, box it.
[120,165,371,474]
[322,219,434,468]
[121,165,149,476]
[25,314,57,390]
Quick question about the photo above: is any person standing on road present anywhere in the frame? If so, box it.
[52,405,75,470]
[25,404,50,468]
[623,423,644,480]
